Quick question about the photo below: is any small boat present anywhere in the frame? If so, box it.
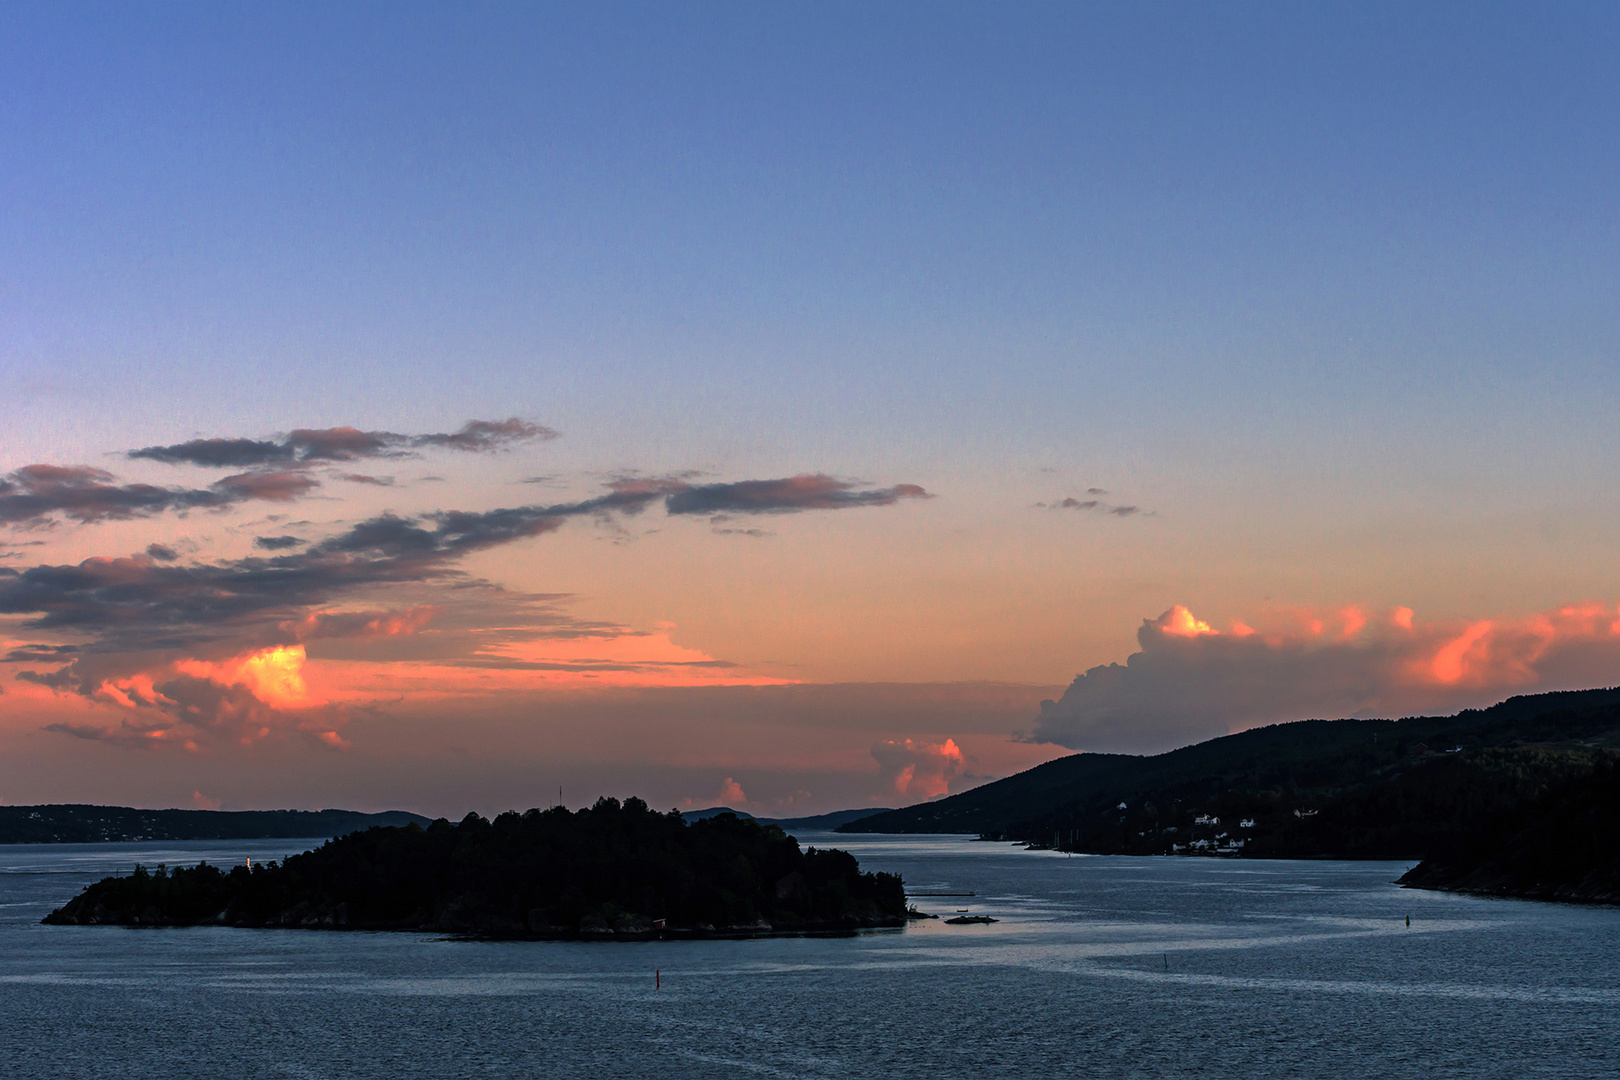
[944,915,998,925]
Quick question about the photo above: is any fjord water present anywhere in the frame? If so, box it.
[2,834,1615,1078]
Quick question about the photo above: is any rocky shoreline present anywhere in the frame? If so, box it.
[43,897,906,938]
[1397,862,1620,906]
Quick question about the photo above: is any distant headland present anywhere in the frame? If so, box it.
[0,805,430,845]
[839,686,1620,906]
[42,798,908,937]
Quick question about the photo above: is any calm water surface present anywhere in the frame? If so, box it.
[2,832,1616,1078]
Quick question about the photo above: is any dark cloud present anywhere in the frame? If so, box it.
[43,672,350,751]
[2,472,929,648]
[146,544,179,562]
[664,475,932,516]
[339,473,393,486]
[707,515,770,537]
[126,438,292,468]
[213,470,321,502]
[17,665,80,690]
[0,485,677,646]
[5,643,79,663]
[5,468,934,732]
[129,418,556,469]
[0,464,303,526]
[410,418,558,453]
[1043,495,1149,518]
[42,722,112,741]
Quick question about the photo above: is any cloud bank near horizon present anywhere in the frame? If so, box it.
[1030,603,1620,753]
[1,423,934,759]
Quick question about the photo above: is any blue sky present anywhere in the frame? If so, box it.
[8,2,1617,463]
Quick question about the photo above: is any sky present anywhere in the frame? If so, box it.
[3,2,1620,817]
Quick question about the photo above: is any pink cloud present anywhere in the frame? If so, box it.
[872,737,967,798]
[1032,601,1620,753]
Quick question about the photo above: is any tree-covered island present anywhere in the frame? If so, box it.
[42,798,907,937]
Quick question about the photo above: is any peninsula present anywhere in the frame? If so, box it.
[43,797,907,936]
[837,686,1620,904]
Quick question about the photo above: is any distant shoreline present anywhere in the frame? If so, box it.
[0,805,430,845]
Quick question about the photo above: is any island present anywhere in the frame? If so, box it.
[42,797,908,937]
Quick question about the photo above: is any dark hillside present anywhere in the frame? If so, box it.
[1399,760,1620,903]
[840,687,1620,864]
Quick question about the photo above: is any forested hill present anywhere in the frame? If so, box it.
[1398,758,1620,903]
[837,687,1620,864]
[0,805,429,844]
[44,798,907,936]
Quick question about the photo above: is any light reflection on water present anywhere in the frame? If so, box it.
[2,833,1617,1078]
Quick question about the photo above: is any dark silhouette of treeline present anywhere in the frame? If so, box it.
[0,805,429,844]
[1398,758,1620,903]
[838,687,1620,902]
[43,797,906,936]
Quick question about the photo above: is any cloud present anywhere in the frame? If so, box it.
[4,459,935,757]
[717,777,747,805]
[871,737,967,798]
[0,472,896,649]
[36,644,350,752]
[0,464,302,526]
[128,418,556,468]
[1029,602,1620,754]
[284,606,437,642]
[126,438,292,468]
[1,466,934,653]
[664,475,932,515]
[1041,494,1149,517]
[18,664,92,690]
[708,515,770,537]
[339,473,393,486]
[5,643,79,663]
[410,418,558,453]
[212,470,321,503]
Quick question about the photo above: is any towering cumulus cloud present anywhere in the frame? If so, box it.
[1031,604,1620,754]
[871,737,967,798]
